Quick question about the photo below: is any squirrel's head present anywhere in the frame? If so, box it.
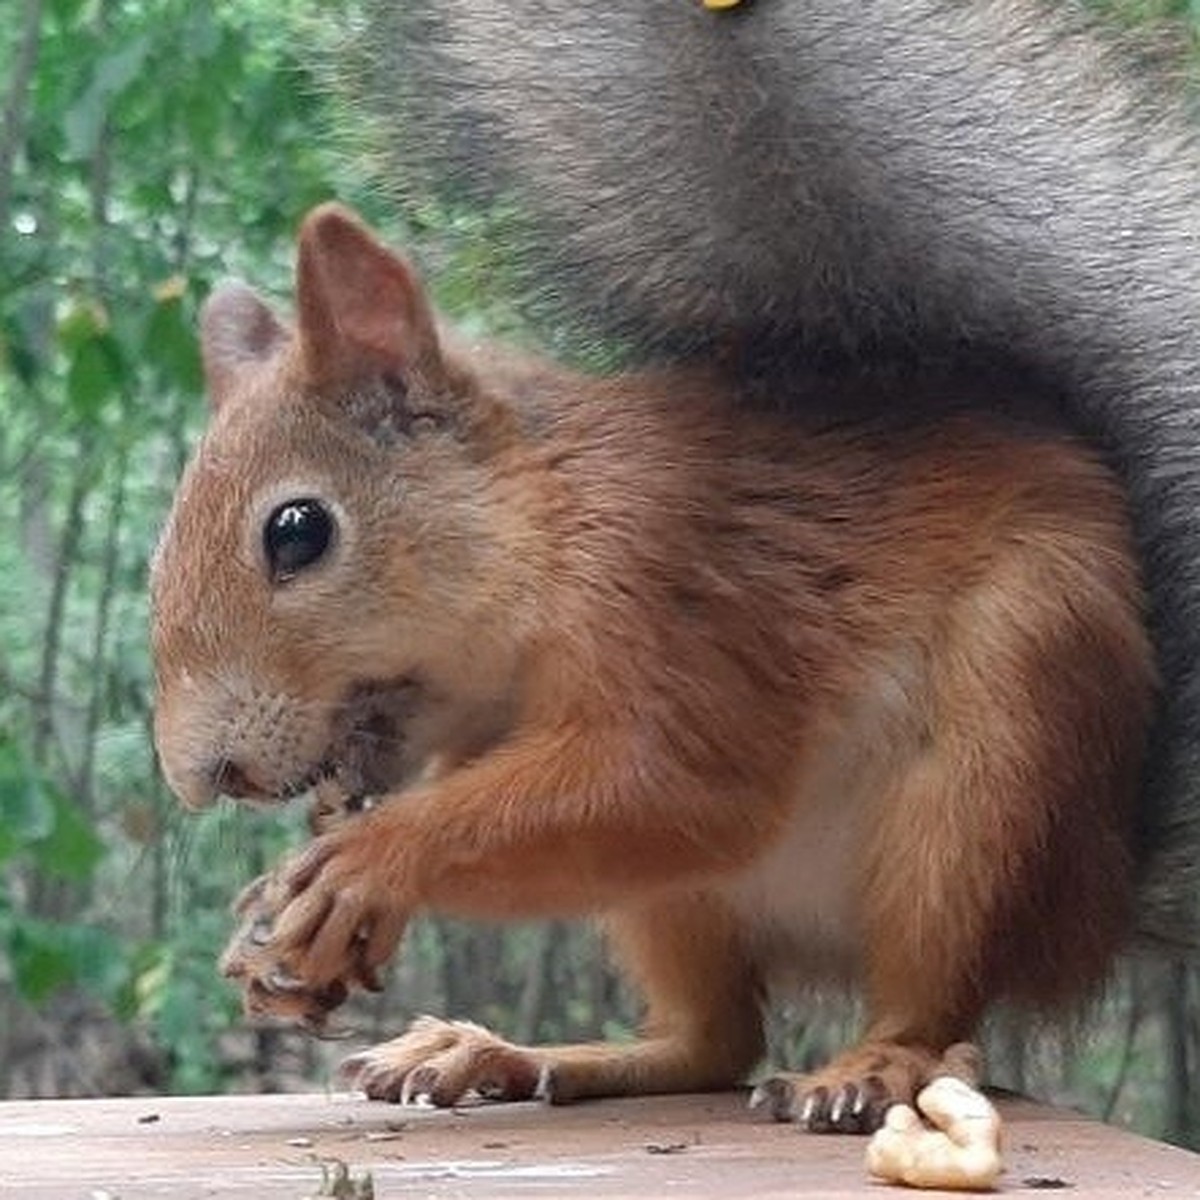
[151,205,532,810]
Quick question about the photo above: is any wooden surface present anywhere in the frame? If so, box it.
[0,1088,1197,1198]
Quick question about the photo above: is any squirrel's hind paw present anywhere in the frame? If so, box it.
[751,1041,981,1136]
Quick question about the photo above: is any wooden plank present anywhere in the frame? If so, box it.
[0,1089,1196,1198]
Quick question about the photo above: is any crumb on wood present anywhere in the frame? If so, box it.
[306,1158,374,1200]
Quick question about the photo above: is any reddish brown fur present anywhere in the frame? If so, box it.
[152,206,1154,1128]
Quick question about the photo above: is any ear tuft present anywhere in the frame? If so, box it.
[295,203,441,387]
[200,281,288,409]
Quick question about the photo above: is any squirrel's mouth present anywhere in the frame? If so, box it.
[312,677,425,805]
[216,677,423,810]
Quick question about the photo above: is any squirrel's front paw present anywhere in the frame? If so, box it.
[341,1016,546,1106]
[221,832,409,1031]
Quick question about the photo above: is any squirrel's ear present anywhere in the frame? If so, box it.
[295,203,441,388]
[199,282,289,410]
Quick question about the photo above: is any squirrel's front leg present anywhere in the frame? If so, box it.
[224,719,790,1023]
[340,894,765,1106]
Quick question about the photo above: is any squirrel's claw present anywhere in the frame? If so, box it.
[220,824,409,1028]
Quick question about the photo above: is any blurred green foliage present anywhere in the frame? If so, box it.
[0,0,359,1095]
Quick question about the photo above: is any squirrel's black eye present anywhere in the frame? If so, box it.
[264,498,335,581]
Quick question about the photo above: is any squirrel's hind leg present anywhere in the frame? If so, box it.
[760,527,1150,1134]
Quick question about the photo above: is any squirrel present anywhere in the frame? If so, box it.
[338,0,1200,949]
[151,204,1154,1132]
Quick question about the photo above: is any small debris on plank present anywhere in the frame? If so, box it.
[305,1158,374,1199]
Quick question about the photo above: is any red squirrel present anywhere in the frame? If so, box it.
[151,205,1154,1133]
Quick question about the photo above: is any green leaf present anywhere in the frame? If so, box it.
[7,922,78,1004]
[5,920,125,1005]
[65,325,127,422]
[48,0,87,23]
[0,746,103,880]
[31,789,107,882]
[142,286,203,394]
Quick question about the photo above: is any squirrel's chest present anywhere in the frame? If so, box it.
[720,778,864,983]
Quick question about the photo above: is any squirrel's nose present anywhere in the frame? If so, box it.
[162,757,285,810]
[212,759,273,802]
[158,757,219,811]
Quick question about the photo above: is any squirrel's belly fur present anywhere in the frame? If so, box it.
[719,645,927,989]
